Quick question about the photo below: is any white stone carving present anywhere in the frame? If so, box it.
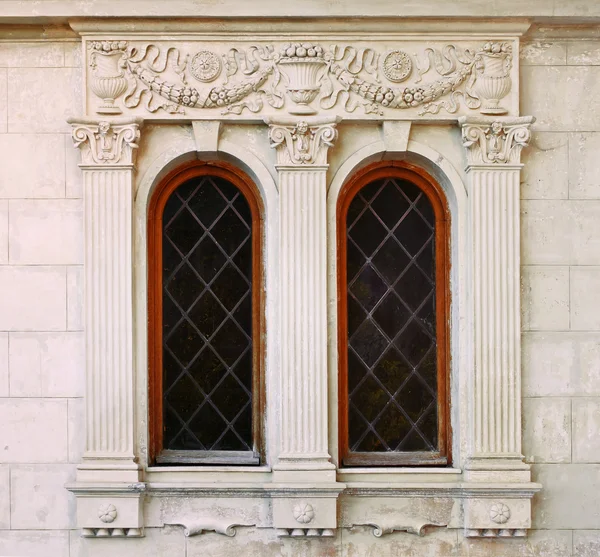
[81,527,143,538]
[71,119,142,166]
[293,503,315,524]
[460,116,533,165]
[489,502,511,524]
[190,50,222,83]
[89,41,129,114]
[382,50,412,82]
[98,503,118,524]
[85,39,516,118]
[167,517,255,537]
[352,515,447,537]
[276,528,335,538]
[268,120,338,165]
[466,528,526,538]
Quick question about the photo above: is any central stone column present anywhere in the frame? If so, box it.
[266,116,343,537]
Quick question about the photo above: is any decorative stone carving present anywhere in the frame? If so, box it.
[466,528,526,538]
[70,119,142,166]
[382,50,412,82]
[166,517,255,537]
[84,39,516,118]
[268,120,338,166]
[190,50,222,83]
[276,528,335,538]
[460,116,533,165]
[81,527,143,538]
[89,41,129,114]
[352,516,447,537]
[489,503,511,524]
[293,503,315,524]
[98,503,118,523]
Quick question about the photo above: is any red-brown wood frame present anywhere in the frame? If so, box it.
[337,161,451,467]
[147,160,265,465]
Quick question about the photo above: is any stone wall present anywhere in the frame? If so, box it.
[0,30,598,557]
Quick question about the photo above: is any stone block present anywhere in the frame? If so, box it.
[567,40,600,65]
[0,69,7,133]
[457,529,572,557]
[10,463,76,529]
[520,132,568,200]
[7,67,81,133]
[64,41,82,68]
[9,332,84,397]
[521,201,572,265]
[68,398,85,463]
[522,397,571,463]
[0,530,70,557]
[569,132,600,199]
[0,266,66,331]
[0,134,65,198]
[65,133,83,198]
[0,332,7,397]
[520,40,567,65]
[521,266,569,331]
[569,201,600,264]
[67,265,83,330]
[0,464,9,528]
[571,267,600,330]
[573,398,600,462]
[574,530,600,557]
[522,332,600,396]
[531,463,600,529]
[70,526,185,557]
[0,398,68,462]
[0,42,64,67]
[0,200,7,264]
[9,199,83,265]
[342,527,458,557]
[521,66,600,131]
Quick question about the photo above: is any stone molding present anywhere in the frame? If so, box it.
[80,36,520,120]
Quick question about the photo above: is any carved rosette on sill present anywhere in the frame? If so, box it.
[84,39,517,119]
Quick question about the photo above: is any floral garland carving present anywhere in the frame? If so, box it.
[87,40,513,117]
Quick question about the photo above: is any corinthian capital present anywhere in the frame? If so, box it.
[459,116,535,166]
[266,117,340,167]
[69,117,143,166]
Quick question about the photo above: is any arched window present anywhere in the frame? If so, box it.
[338,163,450,467]
[148,162,264,465]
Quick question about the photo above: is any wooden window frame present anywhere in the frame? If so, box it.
[337,161,451,467]
[147,160,265,465]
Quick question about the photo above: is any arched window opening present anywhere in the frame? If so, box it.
[148,162,264,465]
[338,163,450,467]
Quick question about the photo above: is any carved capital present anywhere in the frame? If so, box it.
[69,118,143,166]
[459,116,534,166]
[267,118,339,166]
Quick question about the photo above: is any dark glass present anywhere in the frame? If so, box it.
[162,176,253,452]
[346,177,438,454]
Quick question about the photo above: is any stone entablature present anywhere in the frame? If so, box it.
[82,36,518,120]
[66,21,540,545]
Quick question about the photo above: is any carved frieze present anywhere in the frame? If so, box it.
[83,38,519,120]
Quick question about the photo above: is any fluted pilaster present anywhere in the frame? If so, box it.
[459,116,534,480]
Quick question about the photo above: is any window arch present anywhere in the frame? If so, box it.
[148,161,264,465]
[337,162,450,467]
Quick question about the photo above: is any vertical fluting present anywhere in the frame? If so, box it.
[279,169,328,458]
[83,168,134,459]
[471,168,521,456]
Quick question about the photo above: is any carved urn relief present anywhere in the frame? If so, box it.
[472,42,512,115]
[276,43,329,114]
[89,41,129,114]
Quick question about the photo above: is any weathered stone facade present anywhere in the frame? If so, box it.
[0,2,599,556]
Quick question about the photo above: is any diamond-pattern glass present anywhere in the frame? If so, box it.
[162,176,254,452]
[346,177,438,453]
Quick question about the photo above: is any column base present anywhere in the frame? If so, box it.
[464,455,531,483]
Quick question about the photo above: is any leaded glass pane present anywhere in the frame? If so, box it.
[346,177,438,453]
[162,176,253,452]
